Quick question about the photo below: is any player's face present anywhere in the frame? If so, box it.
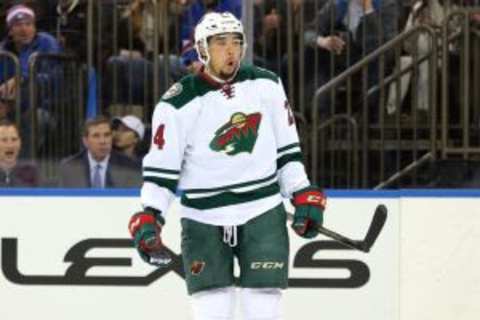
[113,123,138,150]
[207,33,243,80]
[83,123,112,162]
[0,125,21,168]
[9,20,36,47]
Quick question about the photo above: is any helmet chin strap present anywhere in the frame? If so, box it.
[196,39,210,66]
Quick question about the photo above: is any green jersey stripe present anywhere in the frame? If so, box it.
[277,152,303,170]
[181,182,280,210]
[183,172,277,194]
[277,142,300,153]
[278,147,301,158]
[144,176,178,193]
[143,167,181,175]
[144,172,180,180]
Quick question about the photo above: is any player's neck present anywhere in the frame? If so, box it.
[203,66,238,85]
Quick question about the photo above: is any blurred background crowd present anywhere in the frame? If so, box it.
[0,0,479,189]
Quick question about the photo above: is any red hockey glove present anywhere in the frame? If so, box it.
[128,208,171,266]
[291,186,326,238]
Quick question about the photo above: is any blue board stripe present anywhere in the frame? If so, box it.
[1,188,480,198]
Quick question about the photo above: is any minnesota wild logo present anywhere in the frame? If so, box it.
[210,112,262,155]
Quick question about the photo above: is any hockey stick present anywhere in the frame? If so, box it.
[288,204,388,253]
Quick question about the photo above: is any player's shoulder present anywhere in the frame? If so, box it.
[160,73,218,110]
[235,64,280,85]
[159,74,196,110]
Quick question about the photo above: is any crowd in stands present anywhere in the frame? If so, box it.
[0,0,479,188]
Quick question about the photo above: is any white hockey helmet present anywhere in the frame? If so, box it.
[194,12,246,65]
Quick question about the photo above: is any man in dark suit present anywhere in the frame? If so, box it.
[59,115,142,188]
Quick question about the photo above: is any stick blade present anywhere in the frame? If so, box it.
[361,204,388,252]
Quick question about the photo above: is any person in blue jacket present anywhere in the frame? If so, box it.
[0,4,62,113]
[0,4,62,156]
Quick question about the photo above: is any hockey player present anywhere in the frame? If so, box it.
[128,12,326,320]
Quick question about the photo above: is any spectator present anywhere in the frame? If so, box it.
[112,115,146,163]
[59,115,142,188]
[56,0,90,63]
[303,0,399,118]
[180,0,242,73]
[253,0,320,110]
[254,0,317,72]
[386,0,460,121]
[0,4,63,155]
[0,119,40,187]
[119,0,188,59]
[0,4,62,103]
[253,0,287,73]
[0,1,57,32]
[104,0,189,116]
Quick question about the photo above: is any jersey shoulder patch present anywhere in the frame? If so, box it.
[160,74,217,109]
[162,82,183,100]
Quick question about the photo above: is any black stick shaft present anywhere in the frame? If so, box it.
[287,204,388,253]
[316,225,365,251]
[286,212,366,251]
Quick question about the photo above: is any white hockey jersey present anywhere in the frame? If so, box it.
[141,65,310,226]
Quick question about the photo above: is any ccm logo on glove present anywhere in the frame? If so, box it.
[293,191,327,208]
